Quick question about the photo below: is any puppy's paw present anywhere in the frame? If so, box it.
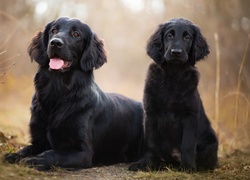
[179,165,197,173]
[129,160,153,171]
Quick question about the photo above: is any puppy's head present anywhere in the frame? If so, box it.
[147,18,209,66]
[28,17,107,72]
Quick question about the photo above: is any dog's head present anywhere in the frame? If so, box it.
[28,17,107,72]
[147,18,209,66]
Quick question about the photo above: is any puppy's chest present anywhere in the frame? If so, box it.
[148,74,194,111]
[161,78,179,91]
[157,77,186,99]
[157,111,183,141]
[160,112,182,126]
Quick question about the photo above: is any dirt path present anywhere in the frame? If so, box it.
[48,164,135,180]
[1,150,250,180]
[0,163,136,180]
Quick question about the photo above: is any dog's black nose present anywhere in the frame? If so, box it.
[50,38,64,48]
[171,49,182,55]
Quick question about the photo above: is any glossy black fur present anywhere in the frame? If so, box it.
[129,18,218,172]
[5,17,143,170]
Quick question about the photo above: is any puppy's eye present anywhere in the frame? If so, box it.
[72,31,80,37]
[167,33,174,39]
[184,34,191,40]
[51,29,58,34]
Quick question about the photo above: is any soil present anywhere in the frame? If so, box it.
[1,150,250,180]
[0,134,249,180]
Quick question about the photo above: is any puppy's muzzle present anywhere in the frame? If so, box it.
[171,49,182,56]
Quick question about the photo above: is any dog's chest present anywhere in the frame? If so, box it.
[40,83,66,108]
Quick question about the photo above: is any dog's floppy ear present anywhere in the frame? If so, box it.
[80,33,107,71]
[146,24,165,64]
[28,21,54,65]
[189,25,210,65]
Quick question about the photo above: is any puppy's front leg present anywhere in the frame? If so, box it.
[180,116,197,172]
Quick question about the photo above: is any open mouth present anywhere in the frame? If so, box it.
[49,58,72,70]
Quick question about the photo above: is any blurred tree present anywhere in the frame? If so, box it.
[211,0,250,94]
[0,0,35,75]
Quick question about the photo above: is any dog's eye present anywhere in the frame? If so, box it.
[184,34,191,40]
[167,33,174,39]
[51,29,58,34]
[72,31,80,37]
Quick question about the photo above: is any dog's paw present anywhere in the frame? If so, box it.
[129,161,151,171]
[4,153,23,164]
[20,156,50,171]
[129,162,146,171]
[179,165,197,173]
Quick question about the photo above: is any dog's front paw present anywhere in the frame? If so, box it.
[4,153,24,164]
[20,156,50,171]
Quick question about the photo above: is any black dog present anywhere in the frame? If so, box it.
[5,17,144,170]
[129,18,218,172]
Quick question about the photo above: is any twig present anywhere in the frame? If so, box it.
[0,54,19,72]
[214,33,220,132]
[0,50,7,56]
[0,11,20,50]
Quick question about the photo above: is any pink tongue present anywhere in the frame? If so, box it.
[49,58,64,70]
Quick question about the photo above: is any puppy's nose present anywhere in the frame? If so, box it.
[50,38,64,48]
[171,49,182,55]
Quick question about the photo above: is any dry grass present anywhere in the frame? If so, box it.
[0,141,250,180]
[132,150,250,179]
[212,33,250,156]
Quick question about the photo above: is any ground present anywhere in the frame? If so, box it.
[0,140,250,180]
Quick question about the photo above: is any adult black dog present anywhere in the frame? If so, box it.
[5,17,143,170]
[129,18,218,172]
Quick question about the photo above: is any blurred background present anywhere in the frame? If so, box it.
[0,0,249,156]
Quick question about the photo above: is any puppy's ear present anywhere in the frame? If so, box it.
[28,21,54,65]
[146,24,165,64]
[189,25,210,65]
[80,33,107,71]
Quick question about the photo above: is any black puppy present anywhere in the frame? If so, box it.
[129,18,218,172]
[5,17,143,170]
